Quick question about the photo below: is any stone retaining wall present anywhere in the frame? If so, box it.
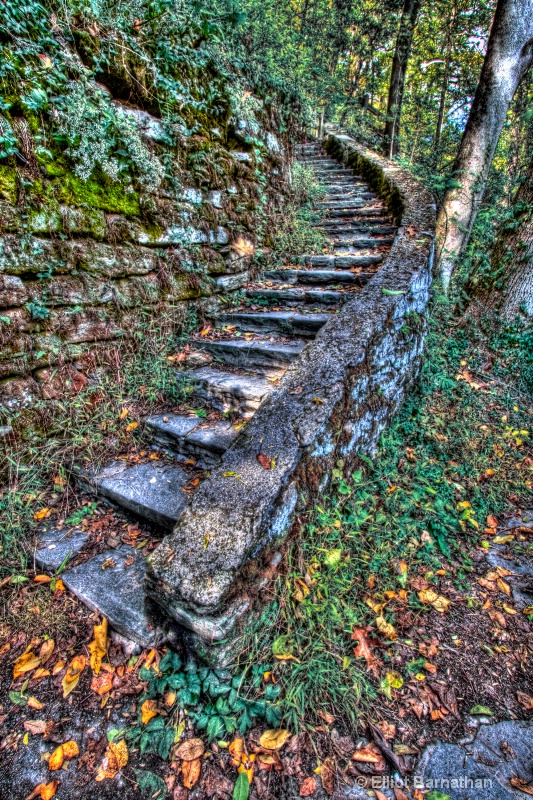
[0,102,289,435]
[147,132,437,663]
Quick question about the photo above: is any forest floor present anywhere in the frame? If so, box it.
[1,297,532,800]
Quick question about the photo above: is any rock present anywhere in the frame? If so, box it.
[34,366,88,399]
[62,544,161,646]
[35,526,90,572]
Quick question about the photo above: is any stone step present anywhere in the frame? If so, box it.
[328,236,395,249]
[300,253,383,269]
[62,544,161,647]
[320,224,397,237]
[76,461,191,529]
[216,311,330,337]
[189,366,273,416]
[263,268,373,285]
[196,338,306,370]
[144,414,240,467]
[245,287,344,305]
[322,199,377,213]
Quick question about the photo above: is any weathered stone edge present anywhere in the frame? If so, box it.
[146,133,436,657]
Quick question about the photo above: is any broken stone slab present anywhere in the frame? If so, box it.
[189,367,273,416]
[414,721,533,800]
[76,461,190,528]
[245,288,344,305]
[145,414,240,466]
[35,526,90,573]
[197,338,306,370]
[62,545,161,646]
[216,311,330,336]
[487,545,533,608]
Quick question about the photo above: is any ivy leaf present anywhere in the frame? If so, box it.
[233,771,250,800]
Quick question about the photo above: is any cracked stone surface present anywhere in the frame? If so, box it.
[35,526,90,572]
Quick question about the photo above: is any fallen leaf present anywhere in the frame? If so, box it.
[34,508,50,520]
[257,453,274,469]
[376,615,397,640]
[95,739,128,781]
[376,720,396,740]
[13,651,41,680]
[517,692,533,710]
[24,720,48,736]
[418,589,450,613]
[125,421,138,432]
[229,737,244,767]
[91,672,113,696]
[351,627,382,677]
[317,710,336,726]
[141,699,158,725]
[27,696,44,710]
[351,744,382,764]
[259,729,291,750]
[34,575,52,584]
[175,738,204,761]
[316,757,335,795]
[182,757,201,789]
[39,640,55,664]
[89,618,108,675]
[299,776,317,797]
[23,781,59,800]
[510,777,533,795]
[62,655,86,698]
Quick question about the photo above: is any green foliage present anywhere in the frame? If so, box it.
[243,296,533,727]
[127,648,282,757]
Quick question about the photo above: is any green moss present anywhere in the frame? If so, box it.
[51,172,141,216]
[0,166,18,204]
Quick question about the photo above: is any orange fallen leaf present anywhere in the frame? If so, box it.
[510,777,533,795]
[125,421,139,432]
[34,509,50,520]
[27,696,44,710]
[23,780,59,800]
[182,757,201,789]
[517,691,533,710]
[299,776,317,797]
[141,699,158,724]
[34,575,52,584]
[32,668,51,680]
[229,736,244,767]
[351,627,382,677]
[91,672,113,696]
[52,661,65,676]
[351,744,382,764]
[13,651,41,680]
[39,640,55,664]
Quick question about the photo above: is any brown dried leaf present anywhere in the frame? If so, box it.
[24,720,48,736]
[299,776,317,797]
[175,738,205,761]
[351,743,383,764]
[257,453,273,469]
[351,627,382,677]
[517,692,533,710]
[510,777,533,795]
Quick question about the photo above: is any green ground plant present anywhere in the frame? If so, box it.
[240,292,533,729]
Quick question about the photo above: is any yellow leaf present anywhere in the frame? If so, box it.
[125,421,138,432]
[237,753,256,784]
[32,668,51,680]
[431,595,451,613]
[497,578,511,596]
[120,408,129,419]
[95,739,128,781]
[182,757,202,789]
[418,589,450,613]
[53,579,65,593]
[274,653,300,662]
[62,655,86,698]
[52,661,65,676]
[259,729,291,750]
[376,616,397,640]
[23,732,30,745]
[89,618,108,675]
[141,699,158,725]
[34,508,50,520]
[13,651,41,680]
[229,737,244,767]
[493,534,513,544]
[62,741,79,759]
[27,696,44,710]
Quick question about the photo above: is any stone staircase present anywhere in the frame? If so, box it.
[36,140,398,653]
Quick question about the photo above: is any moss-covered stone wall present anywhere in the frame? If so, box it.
[0,99,290,434]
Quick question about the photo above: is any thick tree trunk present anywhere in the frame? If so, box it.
[436,0,533,291]
[383,0,423,158]
[483,159,533,319]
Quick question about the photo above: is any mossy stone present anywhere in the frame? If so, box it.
[51,173,141,217]
[0,167,18,204]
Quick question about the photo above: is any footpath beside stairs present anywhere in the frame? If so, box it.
[36,136,434,661]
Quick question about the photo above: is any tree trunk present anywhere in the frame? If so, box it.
[483,158,533,319]
[434,0,457,152]
[436,0,533,291]
[383,0,423,158]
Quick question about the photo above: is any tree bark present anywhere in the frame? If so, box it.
[383,0,423,158]
[436,0,533,291]
[482,158,533,319]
